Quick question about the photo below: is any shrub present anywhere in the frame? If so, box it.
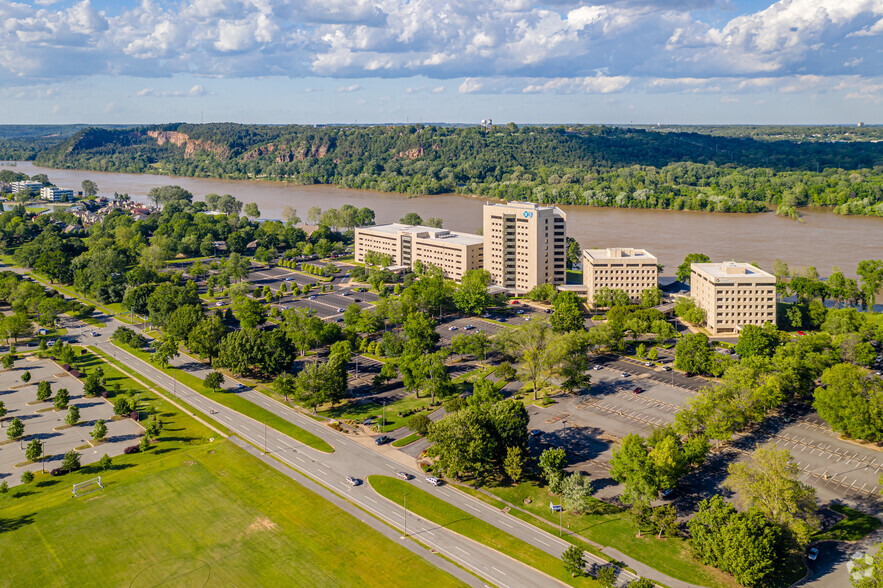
[123,444,139,454]
[21,371,31,383]
[20,471,35,485]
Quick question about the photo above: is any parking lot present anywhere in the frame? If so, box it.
[0,357,143,486]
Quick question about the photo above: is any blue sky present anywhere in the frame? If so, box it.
[1,0,881,125]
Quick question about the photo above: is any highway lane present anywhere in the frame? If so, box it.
[95,340,573,588]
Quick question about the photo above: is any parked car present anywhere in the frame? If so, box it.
[644,361,653,367]
[661,366,672,371]
[448,326,458,331]
[375,435,392,445]
[659,487,675,499]
[807,547,819,561]
[336,308,344,313]
[91,331,100,337]
[346,476,360,486]
[529,429,543,437]
[633,387,643,394]
[620,372,629,377]
[425,476,442,486]
[341,292,349,296]
[308,295,316,300]
[463,325,474,330]
[285,277,293,281]
[395,472,413,480]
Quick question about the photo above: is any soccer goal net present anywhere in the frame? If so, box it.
[72,477,104,497]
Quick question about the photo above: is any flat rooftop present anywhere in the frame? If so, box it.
[584,248,657,262]
[358,223,483,246]
[485,201,565,216]
[692,261,775,280]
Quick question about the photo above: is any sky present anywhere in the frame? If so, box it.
[0,0,881,125]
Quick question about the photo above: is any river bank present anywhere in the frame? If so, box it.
[5,162,881,278]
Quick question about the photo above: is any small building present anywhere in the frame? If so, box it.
[582,248,658,305]
[690,261,777,335]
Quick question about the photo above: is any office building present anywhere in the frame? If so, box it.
[482,202,566,291]
[10,181,43,194]
[583,248,658,304]
[40,187,74,202]
[690,261,777,335]
[354,223,484,281]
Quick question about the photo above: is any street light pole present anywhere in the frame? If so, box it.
[402,494,408,538]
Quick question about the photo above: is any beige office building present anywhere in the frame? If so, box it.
[690,262,777,335]
[354,223,484,280]
[583,248,658,304]
[483,202,566,291]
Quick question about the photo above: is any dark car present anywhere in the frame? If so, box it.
[375,435,392,445]
[632,387,643,394]
[529,429,543,437]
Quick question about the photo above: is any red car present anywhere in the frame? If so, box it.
[632,387,643,394]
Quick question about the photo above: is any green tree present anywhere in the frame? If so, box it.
[65,405,80,425]
[814,364,883,442]
[204,371,225,393]
[856,259,883,310]
[538,447,567,490]
[81,179,98,197]
[561,472,594,514]
[674,333,711,374]
[294,362,327,412]
[553,330,592,394]
[91,419,108,441]
[150,337,179,369]
[36,380,51,401]
[139,435,151,452]
[232,296,267,329]
[849,542,883,588]
[561,545,586,578]
[724,444,819,546]
[425,408,498,480]
[0,400,5,423]
[61,450,80,471]
[272,373,295,400]
[550,291,585,332]
[495,318,557,400]
[20,470,34,485]
[7,417,24,440]
[21,370,31,383]
[53,388,70,410]
[25,438,42,462]
[735,323,786,359]
[650,435,689,491]
[595,565,616,587]
[97,454,113,471]
[244,202,261,219]
[640,287,662,308]
[407,413,432,436]
[610,434,659,505]
[188,315,228,364]
[503,446,526,483]
[677,253,710,283]
[452,269,491,315]
[113,395,134,416]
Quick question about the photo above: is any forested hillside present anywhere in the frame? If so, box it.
[4,123,883,216]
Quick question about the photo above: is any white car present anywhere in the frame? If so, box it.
[90,331,100,337]
[448,326,458,331]
[592,365,602,371]
[284,277,293,281]
[395,472,412,480]
[337,308,344,313]
[345,476,360,486]
[215,301,224,307]
[621,372,629,377]
[425,476,442,486]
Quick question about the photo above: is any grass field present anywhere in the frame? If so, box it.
[814,504,882,542]
[368,475,601,587]
[113,342,334,453]
[488,480,736,588]
[0,442,465,587]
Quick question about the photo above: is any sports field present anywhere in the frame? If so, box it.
[0,441,465,587]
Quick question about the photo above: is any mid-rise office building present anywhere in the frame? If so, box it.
[10,181,43,194]
[482,202,566,291]
[690,261,777,335]
[354,223,484,281]
[583,248,658,304]
[40,187,74,202]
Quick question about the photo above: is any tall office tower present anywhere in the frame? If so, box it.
[482,202,567,291]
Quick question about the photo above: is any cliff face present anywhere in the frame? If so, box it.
[243,141,332,163]
[147,130,231,160]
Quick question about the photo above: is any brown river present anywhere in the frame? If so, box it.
[6,162,882,278]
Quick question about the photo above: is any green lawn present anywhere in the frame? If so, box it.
[368,475,600,587]
[0,442,465,588]
[488,481,735,588]
[814,504,882,542]
[113,341,334,453]
[320,393,436,433]
[391,432,422,447]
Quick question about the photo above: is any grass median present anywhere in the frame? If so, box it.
[112,341,334,454]
[391,432,422,447]
[488,480,734,588]
[368,475,600,587]
[814,504,882,542]
[0,442,465,587]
